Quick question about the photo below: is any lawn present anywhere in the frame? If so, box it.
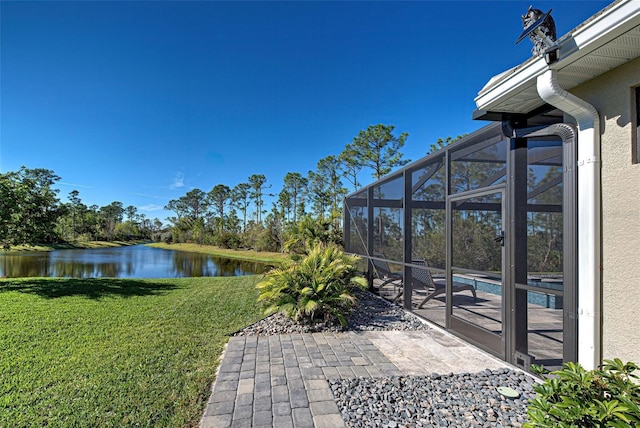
[147,242,288,265]
[4,240,147,252]
[0,276,263,427]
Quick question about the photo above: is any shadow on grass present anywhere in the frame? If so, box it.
[0,278,178,300]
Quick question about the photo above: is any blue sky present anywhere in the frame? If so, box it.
[1,1,610,222]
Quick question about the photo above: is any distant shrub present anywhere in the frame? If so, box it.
[77,233,94,242]
[214,232,241,250]
[161,232,173,244]
[284,214,343,255]
[525,359,640,427]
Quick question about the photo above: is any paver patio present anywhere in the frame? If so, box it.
[201,324,512,427]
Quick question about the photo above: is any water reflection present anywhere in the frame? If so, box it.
[0,245,270,279]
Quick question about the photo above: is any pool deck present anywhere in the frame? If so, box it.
[200,322,514,427]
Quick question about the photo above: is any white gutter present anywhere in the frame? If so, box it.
[537,69,601,370]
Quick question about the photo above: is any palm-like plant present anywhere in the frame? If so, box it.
[257,243,367,327]
[283,214,343,255]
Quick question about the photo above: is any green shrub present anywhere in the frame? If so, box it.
[214,231,241,249]
[256,243,367,326]
[284,214,343,255]
[525,359,640,427]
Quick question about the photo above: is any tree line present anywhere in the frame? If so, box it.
[0,124,412,251]
[163,124,411,252]
[0,166,163,249]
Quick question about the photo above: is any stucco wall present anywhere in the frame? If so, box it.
[571,57,640,364]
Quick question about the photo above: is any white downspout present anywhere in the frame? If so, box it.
[537,69,601,370]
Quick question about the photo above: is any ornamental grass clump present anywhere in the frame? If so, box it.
[525,359,640,427]
[257,243,367,327]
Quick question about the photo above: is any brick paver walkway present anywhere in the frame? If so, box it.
[200,328,510,427]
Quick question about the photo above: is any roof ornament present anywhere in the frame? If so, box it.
[516,6,558,63]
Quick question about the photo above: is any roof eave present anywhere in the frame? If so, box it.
[475,0,640,115]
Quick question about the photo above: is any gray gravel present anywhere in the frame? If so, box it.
[330,369,535,428]
[232,288,537,427]
[232,288,429,336]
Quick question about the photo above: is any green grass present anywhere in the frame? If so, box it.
[147,242,288,265]
[0,276,263,427]
[4,240,147,252]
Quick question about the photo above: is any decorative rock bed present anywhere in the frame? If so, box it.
[330,369,535,427]
[232,288,430,336]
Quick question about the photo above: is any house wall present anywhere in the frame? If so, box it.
[570,56,640,364]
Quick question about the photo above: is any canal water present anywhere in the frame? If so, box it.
[0,245,270,278]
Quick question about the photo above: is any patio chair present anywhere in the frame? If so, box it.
[370,255,403,298]
[390,258,431,303]
[416,261,477,309]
